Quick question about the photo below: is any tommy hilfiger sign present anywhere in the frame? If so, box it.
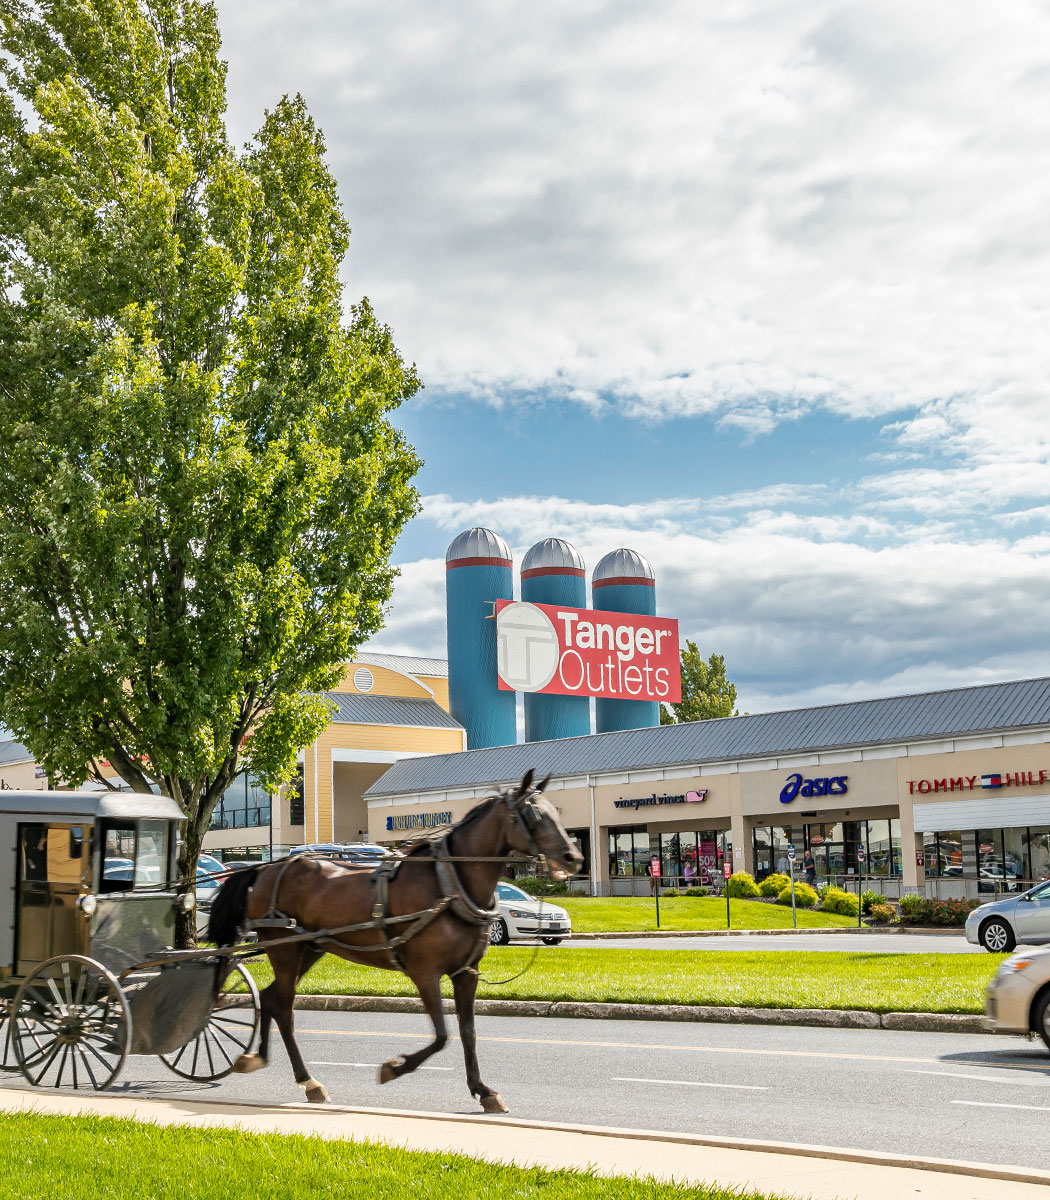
[907,770,1049,795]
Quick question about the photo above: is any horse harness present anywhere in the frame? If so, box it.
[245,786,547,973]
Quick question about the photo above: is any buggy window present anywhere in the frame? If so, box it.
[19,825,87,884]
[99,819,171,893]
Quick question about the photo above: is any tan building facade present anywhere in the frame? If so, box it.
[0,741,47,793]
[365,678,1050,897]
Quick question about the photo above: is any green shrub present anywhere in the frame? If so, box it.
[660,887,680,898]
[511,876,567,896]
[725,871,760,899]
[776,881,818,908]
[896,895,980,926]
[860,889,883,915]
[866,903,898,924]
[929,898,981,926]
[898,893,931,923]
[759,872,790,897]
[820,888,860,917]
[817,883,833,900]
[684,886,708,897]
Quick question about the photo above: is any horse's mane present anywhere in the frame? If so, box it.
[400,790,505,857]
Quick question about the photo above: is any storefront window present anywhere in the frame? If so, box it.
[1029,828,1050,882]
[608,827,648,876]
[753,828,772,879]
[1003,827,1028,884]
[867,820,890,876]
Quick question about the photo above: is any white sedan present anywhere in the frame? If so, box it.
[489,882,572,946]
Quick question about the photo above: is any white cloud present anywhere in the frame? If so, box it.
[369,490,1050,714]
[217,0,1050,448]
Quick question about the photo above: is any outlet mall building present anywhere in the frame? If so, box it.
[365,676,1050,897]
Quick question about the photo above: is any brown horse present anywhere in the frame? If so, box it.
[208,770,582,1112]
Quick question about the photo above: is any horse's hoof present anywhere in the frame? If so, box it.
[232,1053,265,1074]
[481,1093,508,1114]
[301,1079,330,1104]
[378,1056,404,1084]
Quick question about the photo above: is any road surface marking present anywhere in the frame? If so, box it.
[614,1076,767,1091]
[298,1027,1050,1073]
[952,1100,1050,1112]
[308,1061,452,1070]
[907,1069,1050,1087]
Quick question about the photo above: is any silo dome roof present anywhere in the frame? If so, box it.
[592,548,655,582]
[445,527,512,564]
[521,538,585,574]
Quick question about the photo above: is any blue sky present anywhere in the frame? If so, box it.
[217,0,1050,714]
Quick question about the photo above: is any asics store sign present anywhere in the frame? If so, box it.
[779,773,849,804]
[495,600,681,702]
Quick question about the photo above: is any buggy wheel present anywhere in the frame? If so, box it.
[11,955,130,1091]
[159,961,260,1081]
[0,1000,17,1072]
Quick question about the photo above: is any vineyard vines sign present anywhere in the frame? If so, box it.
[614,789,707,810]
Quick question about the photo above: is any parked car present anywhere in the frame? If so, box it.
[966,878,1050,952]
[984,945,1050,1051]
[489,882,572,946]
[286,842,387,862]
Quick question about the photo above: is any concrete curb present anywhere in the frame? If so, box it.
[571,925,887,939]
[293,993,989,1034]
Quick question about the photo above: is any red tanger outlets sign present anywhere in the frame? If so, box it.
[495,600,681,702]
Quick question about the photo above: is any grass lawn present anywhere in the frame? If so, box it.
[250,947,1003,1014]
[555,896,855,932]
[0,1113,791,1200]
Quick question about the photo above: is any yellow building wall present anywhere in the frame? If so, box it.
[302,722,464,843]
[420,675,450,712]
[331,662,434,699]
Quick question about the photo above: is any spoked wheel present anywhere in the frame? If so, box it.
[0,999,17,1072]
[11,955,130,1090]
[159,961,260,1081]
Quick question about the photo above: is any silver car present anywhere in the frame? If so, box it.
[965,878,1050,952]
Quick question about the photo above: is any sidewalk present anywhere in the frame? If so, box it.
[1,1085,1046,1200]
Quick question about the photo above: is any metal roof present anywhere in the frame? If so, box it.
[593,547,654,582]
[446,527,512,563]
[324,693,462,730]
[355,652,449,679]
[365,675,1050,797]
[0,790,183,821]
[0,739,33,766]
[521,538,585,573]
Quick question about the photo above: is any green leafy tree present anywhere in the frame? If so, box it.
[661,641,739,724]
[0,0,421,940]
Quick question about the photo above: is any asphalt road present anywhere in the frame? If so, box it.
[564,931,984,953]
[7,1011,1047,1171]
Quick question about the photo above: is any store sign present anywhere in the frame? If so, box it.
[385,811,452,832]
[907,769,1049,795]
[779,773,849,804]
[613,789,707,810]
[495,600,681,702]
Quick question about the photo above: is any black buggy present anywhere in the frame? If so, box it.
[0,790,261,1091]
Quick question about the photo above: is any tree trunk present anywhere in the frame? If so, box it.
[175,817,206,949]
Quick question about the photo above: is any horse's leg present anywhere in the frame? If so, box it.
[237,943,329,1102]
[378,970,448,1083]
[233,943,325,1077]
[451,965,507,1113]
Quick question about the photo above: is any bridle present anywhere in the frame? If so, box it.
[502,785,548,861]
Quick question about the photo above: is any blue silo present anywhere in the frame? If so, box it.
[521,538,591,742]
[446,528,517,749]
[592,548,661,733]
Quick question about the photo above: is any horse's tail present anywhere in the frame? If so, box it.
[208,863,262,946]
